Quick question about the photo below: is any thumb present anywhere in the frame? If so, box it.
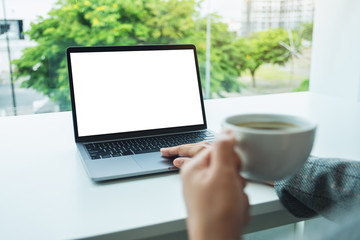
[173,157,191,168]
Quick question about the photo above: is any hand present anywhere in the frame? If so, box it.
[181,132,250,240]
[160,141,211,168]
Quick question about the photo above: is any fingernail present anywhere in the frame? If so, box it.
[174,159,184,167]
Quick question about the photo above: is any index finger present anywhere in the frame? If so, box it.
[160,141,211,157]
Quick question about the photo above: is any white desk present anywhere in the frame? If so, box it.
[1,92,359,240]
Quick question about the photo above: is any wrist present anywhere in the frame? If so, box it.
[187,216,241,240]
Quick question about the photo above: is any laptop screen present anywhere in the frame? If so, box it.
[67,45,206,140]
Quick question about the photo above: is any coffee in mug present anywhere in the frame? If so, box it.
[236,121,300,130]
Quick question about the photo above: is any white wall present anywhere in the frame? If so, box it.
[310,0,360,102]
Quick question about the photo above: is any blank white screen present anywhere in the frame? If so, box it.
[70,49,204,137]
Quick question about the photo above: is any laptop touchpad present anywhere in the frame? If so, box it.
[133,152,175,170]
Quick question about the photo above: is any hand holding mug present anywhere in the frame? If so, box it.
[180,132,250,240]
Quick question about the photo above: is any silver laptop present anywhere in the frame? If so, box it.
[66,44,214,181]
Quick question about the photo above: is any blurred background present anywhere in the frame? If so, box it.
[0,0,314,116]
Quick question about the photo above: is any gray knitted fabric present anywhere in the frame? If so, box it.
[274,156,360,221]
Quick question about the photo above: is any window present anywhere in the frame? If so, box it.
[0,0,314,117]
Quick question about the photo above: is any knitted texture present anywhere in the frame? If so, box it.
[274,156,360,221]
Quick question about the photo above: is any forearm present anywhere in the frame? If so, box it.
[274,156,360,220]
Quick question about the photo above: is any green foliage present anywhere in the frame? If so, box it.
[243,28,301,87]
[13,0,202,110]
[192,15,248,96]
[298,22,313,42]
[293,78,309,92]
[13,0,306,108]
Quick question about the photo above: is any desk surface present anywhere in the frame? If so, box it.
[1,92,360,240]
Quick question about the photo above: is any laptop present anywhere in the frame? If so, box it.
[66,44,215,181]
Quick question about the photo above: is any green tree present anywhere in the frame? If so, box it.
[13,0,249,109]
[192,15,248,97]
[299,22,313,42]
[243,28,301,88]
[13,0,200,110]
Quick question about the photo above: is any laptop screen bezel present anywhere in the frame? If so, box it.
[66,44,208,143]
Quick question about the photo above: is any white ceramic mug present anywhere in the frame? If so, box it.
[222,113,317,181]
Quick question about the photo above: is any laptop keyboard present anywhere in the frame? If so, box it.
[84,131,215,160]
